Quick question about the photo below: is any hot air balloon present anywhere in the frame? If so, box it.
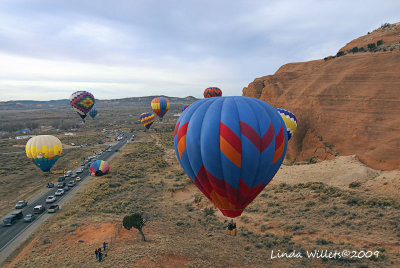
[151,97,170,120]
[26,135,62,172]
[174,96,287,218]
[204,87,222,98]
[89,107,98,119]
[140,112,155,129]
[69,91,95,121]
[90,160,110,176]
[276,108,297,141]
[182,105,190,112]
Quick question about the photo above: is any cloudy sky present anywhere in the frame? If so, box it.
[0,0,399,101]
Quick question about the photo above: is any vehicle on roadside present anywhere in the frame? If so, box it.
[64,186,70,191]
[11,210,24,219]
[47,183,54,188]
[71,143,75,146]
[71,173,77,178]
[65,170,72,176]
[58,176,65,182]
[98,140,104,144]
[24,214,36,222]
[3,215,17,226]
[67,180,76,187]
[107,149,112,152]
[55,189,64,196]
[46,195,56,203]
[75,177,81,182]
[57,182,66,188]
[48,204,60,213]
[15,200,28,209]
[76,168,83,174]
[33,205,45,214]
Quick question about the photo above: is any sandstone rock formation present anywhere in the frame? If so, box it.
[243,23,400,170]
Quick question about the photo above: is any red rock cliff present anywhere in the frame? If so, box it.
[243,23,400,170]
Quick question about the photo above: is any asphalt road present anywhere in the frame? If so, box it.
[0,131,133,260]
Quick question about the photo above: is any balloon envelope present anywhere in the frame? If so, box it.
[182,105,190,112]
[204,87,222,98]
[89,107,98,119]
[151,97,170,118]
[140,112,155,129]
[26,135,62,172]
[174,96,287,218]
[69,91,95,120]
[276,108,297,141]
[90,160,110,176]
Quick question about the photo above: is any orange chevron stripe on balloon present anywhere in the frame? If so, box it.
[177,122,189,158]
[220,122,241,168]
[272,125,285,163]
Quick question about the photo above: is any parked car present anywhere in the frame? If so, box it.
[11,210,23,219]
[58,176,65,182]
[107,149,112,152]
[55,189,64,196]
[24,214,36,222]
[76,169,83,174]
[64,186,70,192]
[46,195,56,203]
[15,200,28,209]
[57,182,66,188]
[67,180,76,187]
[47,183,54,188]
[98,140,104,144]
[33,205,45,214]
[65,170,72,176]
[71,173,77,178]
[3,215,17,226]
[75,177,81,182]
[48,204,60,213]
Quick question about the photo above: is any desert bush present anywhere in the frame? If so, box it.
[336,51,345,57]
[377,40,384,46]
[368,43,376,51]
[349,181,361,188]
[204,207,215,217]
[351,47,359,53]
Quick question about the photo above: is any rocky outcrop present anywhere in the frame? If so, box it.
[243,24,400,170]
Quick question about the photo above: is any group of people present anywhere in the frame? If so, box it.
[94,242,107,262]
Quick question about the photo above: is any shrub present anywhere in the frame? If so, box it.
[349,181,361,188]
[377,40,384,46]
[204,207,215,217]
[368,43,376,51]
[123,213,147,241]
[351,47,359,53]
[336,51,345,57]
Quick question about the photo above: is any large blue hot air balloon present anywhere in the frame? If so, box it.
[89,107,98,119]
[174,96,287,218]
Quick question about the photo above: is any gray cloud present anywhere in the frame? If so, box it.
[0,0,399,100]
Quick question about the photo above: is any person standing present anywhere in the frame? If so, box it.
[98,251,103,262]
[103,241,107,251]
[94,249,98,259]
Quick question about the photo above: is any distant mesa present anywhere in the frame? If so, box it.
[243,22,400,170]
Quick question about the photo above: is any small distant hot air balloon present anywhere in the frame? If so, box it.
[182,105,190,112]
[174,96,287,218]
[90,160,110,176]
[26,135,62,172]
[140,112,155,129]
[276,108,297,141]
[151,97,170,120]
[203,87,222,98]
[69,91,95,121]
[89,107,98,119]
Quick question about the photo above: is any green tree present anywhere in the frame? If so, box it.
[351,47,359,53]
[123,213,147,241]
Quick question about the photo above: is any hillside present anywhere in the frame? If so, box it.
[243,23,400,170]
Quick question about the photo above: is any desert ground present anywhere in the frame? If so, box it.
[1,118,399,267]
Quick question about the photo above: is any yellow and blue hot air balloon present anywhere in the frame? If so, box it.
[140,112,155,129]
[26,135,62,172]
[174,96,287,218]
[276,108,297,141]
[151,97,170,120]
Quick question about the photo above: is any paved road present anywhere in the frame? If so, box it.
[0,131,133,263]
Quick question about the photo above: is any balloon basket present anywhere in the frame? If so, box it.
[226,227,237,236]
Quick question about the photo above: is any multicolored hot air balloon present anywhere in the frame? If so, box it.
[26,135,62,172]
[89,107,98,119]
[69,91,95,121]
[151,97,170,120]
[174,96,287,218]
[140,112,155,129]
[204,87,222,98]
[182,105,190,112]
[276,108,297,141]
[90,160,110,176]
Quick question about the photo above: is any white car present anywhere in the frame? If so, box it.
[46,195,56,203]
[55,189,64,196]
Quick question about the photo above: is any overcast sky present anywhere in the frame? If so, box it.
[0,0,399,101]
